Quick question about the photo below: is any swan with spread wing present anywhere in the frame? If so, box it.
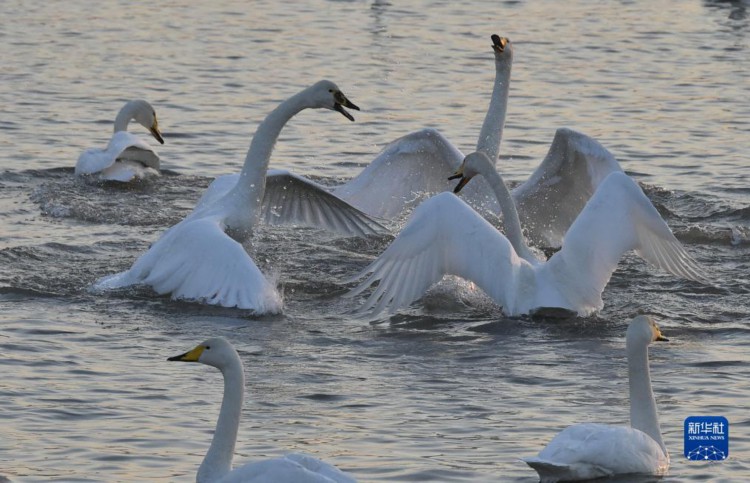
[347,152,706,317]
[331,35,622,248]
[94,81,386,313]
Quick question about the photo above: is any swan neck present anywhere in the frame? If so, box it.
[628,341,666,456]
[229,91,310,220]
[481,164,534,261]
[197,357,245,483]
[113,101,138,133]
[475,53,512,165]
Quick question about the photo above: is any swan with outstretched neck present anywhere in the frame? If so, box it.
[524,316,670,481]
[94,81,385,313]
[346,151,706,317]
[75,99,165,182]
[168,337,356,483]
[331,34,622,248]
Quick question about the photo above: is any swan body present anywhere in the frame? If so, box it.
[347,152,705,317]
[94,81,385,312]
[331,35,622,247]
[523,316,670,481]
[75,99,164,182]
[169,337,356,483]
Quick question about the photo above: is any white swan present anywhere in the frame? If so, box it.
[75,99,165,182]
[169,337,357,483]
[93,81,386,313]
[330,35,622,247]
[346,152,706,317]
[523,315,670,481]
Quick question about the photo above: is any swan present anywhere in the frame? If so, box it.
[523,315,670,481]
[330,34,622,247]
[93,80,386,313]
[168,337,357,483]
[346,151,706,317]
[75,99,165,182]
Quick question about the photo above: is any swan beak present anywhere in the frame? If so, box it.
[333,91,360,122]
[167,344,205,362]
[150,119,165,145]
[491,34,509,53]
[656,334,669,342]
[448,167,470,193]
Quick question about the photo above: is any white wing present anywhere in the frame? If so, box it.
[332,128,466,219]
[75,131,159,177]
[346,192,529,316]
[262,169,388,236]
[542,171,707,313]
[220,453,356,483]
[524,423,668,481]
[93,216,282,313]
[512,128,623,247]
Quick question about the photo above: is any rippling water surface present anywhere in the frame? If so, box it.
[1,0,749,481]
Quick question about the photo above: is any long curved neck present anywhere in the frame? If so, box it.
[475,51,512,165]
[628,342,666,456]
[480,163,535,262]
[197,358,245,483]
[113,101,139,133]
[228,90,312,220]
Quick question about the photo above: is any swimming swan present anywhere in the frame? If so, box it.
[169,337,357,483]
[331,35,622,247]
[346,152,706,317]
[93,81,385,313]
[75,99,165,182]
[523,315,670,481]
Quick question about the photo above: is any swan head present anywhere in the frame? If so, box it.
[627,315,669,347]
[307,80,360,122]
[490,34,512,60]
[129,99,165,145]
[167,337,239,370]
[448,151,493,193]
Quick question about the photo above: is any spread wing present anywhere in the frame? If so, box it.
[346,192,526,316]
[542,171,707,312]
[262,169,388,236]
[93,216,282,313]
[332,128,467,219]
[512,128,623,247]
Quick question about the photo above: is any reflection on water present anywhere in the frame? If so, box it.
[1,0,749,481]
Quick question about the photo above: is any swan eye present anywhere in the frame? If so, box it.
[205,346,211,350]
[328,89,333,93]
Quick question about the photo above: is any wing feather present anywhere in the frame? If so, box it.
[347,192,522,315]
[262,170,388,237]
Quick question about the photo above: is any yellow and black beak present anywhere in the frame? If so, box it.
[491,34,509,54]
[448,167,471,194]
[167,344,205,362]
[656,332,669,342]
[333,91,360,122]
[150,118,165,145]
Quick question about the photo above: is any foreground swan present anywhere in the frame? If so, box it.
[331,35,622,247]
[169,337,356,483]
[94,81,385,313]
[523,316,670,481]
[347,152,705,317]
[75,99,165,182]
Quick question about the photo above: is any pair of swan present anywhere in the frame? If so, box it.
[347,151,706,317]
[169,337,356,482]
[332,35,623,248]
[524,315,670,481]
[75,99,165,182]
[94,80,387,313]
[169,317,669,482]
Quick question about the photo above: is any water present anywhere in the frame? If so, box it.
[1,0,749,481]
